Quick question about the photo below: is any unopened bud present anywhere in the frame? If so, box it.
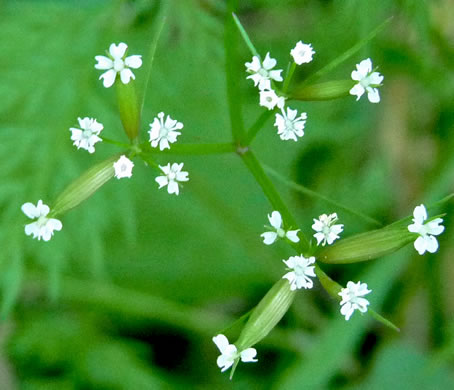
[116,81,140,141]
[290,80,353,101]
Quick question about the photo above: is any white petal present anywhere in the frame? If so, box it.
[358,58,372,75]
[120,68,135,84]
[21,202,39,219]
[427,219,445,235]
[414,236,427,255]
[286,230,300,243]
[367,88,380,103]
[240,348,257,362]
[213,334,230,353]
[100,69,117,88]
[262,52,276,70]
[167,181,180,195]
[94,55,113,70]
[425,235,439,253]
[109,42,128,59]
[350,84,365,100]
[268,211,282,229]
[413,204,427,224]
[24,222,39,237]
[369,72,383,85]
[155,176,168,189]
[261,231,277,245]
[125,55,142,69]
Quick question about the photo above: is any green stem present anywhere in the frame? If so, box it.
[232,13,259,57]
[225,0,246,142]
[263,164,382,228]
[140,142,235,155]
[99,136,131,149]
[240,150,310,251]
[242,111,273,146]
[283,62,297,94]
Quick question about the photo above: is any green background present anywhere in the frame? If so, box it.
[1,0,453,388]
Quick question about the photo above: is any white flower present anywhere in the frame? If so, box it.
[282,255,316,290]
[212,334,257,373]
[407,204,445,255]
[69,117,103,153]
[338,281,371,320]
[21,200,62,241]
[148,112,183,151]
[290,41,315,65]
[155,163,189,195]
[349,58,384,103]
[95,42,142,88]
[259,89,286,110]
[261,211,300,245]
[113,155,134,179]
[245,52,283,91]
[312,213,344,246]
[274,107,307,141]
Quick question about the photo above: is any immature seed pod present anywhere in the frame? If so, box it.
[50,155,118,217]
[116,81,141,141]
[317,226,415,264]
[290,80,354,101]
[235,279,296,351]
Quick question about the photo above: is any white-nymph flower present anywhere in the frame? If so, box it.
[290,41,315,65]
[155,163,189,195]
[95,42,142,88]
[245,52,283,91]
[349,58,384,103]
[339,281,371,321]
[259,89,286,111]
[21,200,62,241]
[261,211,300,245]
[312,213,344,246]
[113,155,134,179]
[69,117,103,153]
[407,204,445,255]
[148,112,183,151]
[212,334,257,373]
[282,255,316,290]
[274,107,307,141]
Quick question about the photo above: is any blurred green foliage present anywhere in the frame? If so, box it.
[1,0,453,388]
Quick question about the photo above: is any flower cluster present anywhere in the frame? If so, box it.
[312,213,344,246]
[245,41,314,141]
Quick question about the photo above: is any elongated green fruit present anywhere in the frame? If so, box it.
[50,155,118,217]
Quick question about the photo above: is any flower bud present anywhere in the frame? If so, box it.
[317,227,414,264]
[290,80,353,101]
[50,155,117,217]
[235,279,296,351]
[116,81,140,141]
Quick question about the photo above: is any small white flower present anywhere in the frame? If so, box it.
[95,42,142,88]
[274,107,307,141]
[259,89,286,110]
[245,52,283,91]
[261,211,300,245]
[212,334,257,373]
[113,155,134,179]
[69,117,103,153]
[349,58,384,103]
[282,255,316,290]
[290,41,315,65]
[155,163,189,195]
[148,112,183,151]
[21,200,62,241]
[407,204,445,255]
[339,281,371,321]
[312,213,344,246]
